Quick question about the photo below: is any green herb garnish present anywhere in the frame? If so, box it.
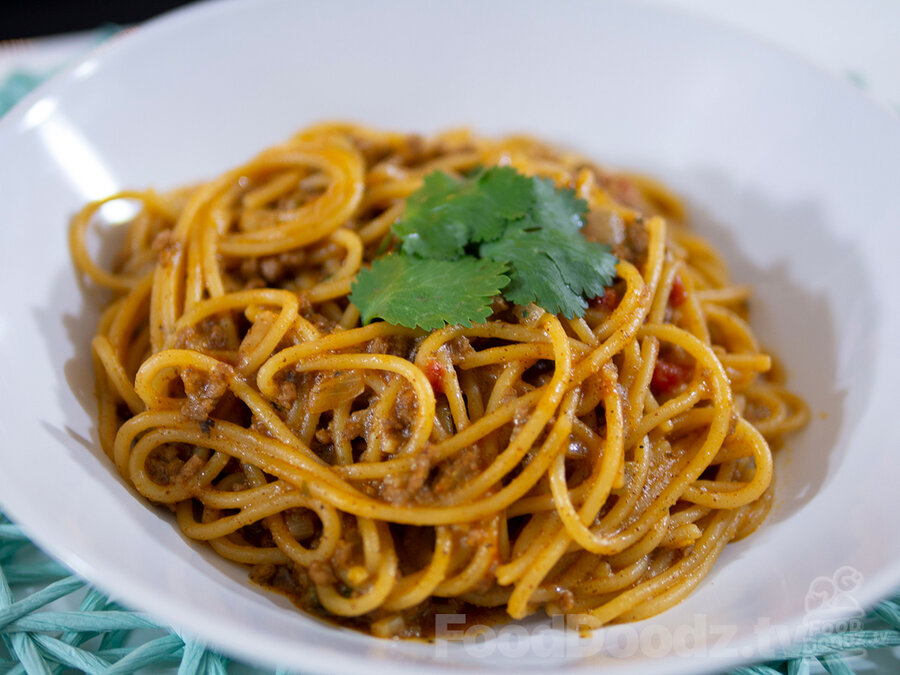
[349,166,617,329]
[351,255,509,331]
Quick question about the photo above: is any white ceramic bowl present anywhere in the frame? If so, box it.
[1,1,898,672]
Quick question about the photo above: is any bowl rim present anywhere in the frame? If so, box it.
[1,1,899,673]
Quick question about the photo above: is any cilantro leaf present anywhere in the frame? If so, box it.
[352,165,618,329]
[393,172,470,259]
[349,254,509,330]
[529,176,589,233]
[392,167,534,258]
[472,167,538,229]
[479,224,617,318]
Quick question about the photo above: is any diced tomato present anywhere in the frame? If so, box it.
[423,358,445,394]
[669,274,687,307]
[651,359,692,396]
[608,176,642,208]
[589,287,620,311]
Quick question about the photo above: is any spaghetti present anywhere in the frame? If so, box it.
[70,123,808,637]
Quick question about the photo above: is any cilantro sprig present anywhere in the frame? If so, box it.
[349,166,617,329]
[351,255,509,330]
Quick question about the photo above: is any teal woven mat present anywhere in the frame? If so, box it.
[3,511,900,674]
[2,30,900,675]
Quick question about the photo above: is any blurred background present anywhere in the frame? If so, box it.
[1,0,898,114]
[0,1,197,39]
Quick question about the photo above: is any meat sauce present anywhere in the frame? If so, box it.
[145,165,677,638]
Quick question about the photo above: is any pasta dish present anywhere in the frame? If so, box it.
[70,123,808,638]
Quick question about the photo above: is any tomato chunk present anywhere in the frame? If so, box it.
[669,274,687,307]
[651,359,692,396]
[423,358,446,394]
[589,287,620,311]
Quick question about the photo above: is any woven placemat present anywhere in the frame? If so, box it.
[2,31,899,675]
[3,511,899,674]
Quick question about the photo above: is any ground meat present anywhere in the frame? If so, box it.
[308,561,336,586]
[151,229,181,266]
[459,521,495,549]
[395,136,448,168]
[393,385,418,430]
[332,526,363,570]
[240,521,275,548]
[744,399,771,424]
[250,562,304,596]
[180,362,234,421]
[304,310,338,334]
[431,444,489,496]
[380,448,434,505]
[446,336,474,361]
[612,217,650,268]
[507,395,532,439]
[348,133,399,167]
[579,170,651,267]
[145,444,192,486]
[557,589,576,611]
[174,316,231,353]
[238,250,308,287]
[274,370,300,410]
[366,335,415,359]
[395,134,426,165]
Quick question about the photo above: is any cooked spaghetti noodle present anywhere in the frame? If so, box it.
[70,123,808,637]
